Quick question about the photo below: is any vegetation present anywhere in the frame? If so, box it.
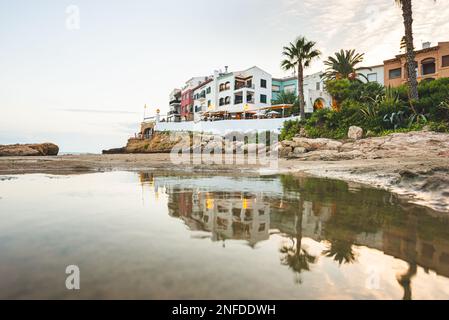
[395,0,419,100]
[395,0,437,100]
[281,36,321,119]
[322,49,369,82]
[272,91,299,116]
[280,78,449,140]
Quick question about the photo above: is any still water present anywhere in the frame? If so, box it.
[1,172,449,299]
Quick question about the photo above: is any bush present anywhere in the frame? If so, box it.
[279,78,449,141]
[279,119,303,141]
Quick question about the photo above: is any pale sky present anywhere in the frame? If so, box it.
[1,0,448,153]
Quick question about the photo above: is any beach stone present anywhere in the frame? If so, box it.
[293,147,307,155]
[292,137,342,151]
[279,146,292,158]
[0,143,59,156]
[281,140,294,147]
[348,126,364,140]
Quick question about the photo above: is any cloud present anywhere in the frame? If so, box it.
[275,0,449,66]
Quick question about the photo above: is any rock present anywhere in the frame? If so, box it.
[348,126,364,140]
[279,146,292,158]
[294,128,308,138]
[281,140,294,147]
[102,147,125,154]
[292,137,342,151]
[0,143,59,156]
[293,147,307,155]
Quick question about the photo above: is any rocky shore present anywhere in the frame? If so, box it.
[1,131,449,213]
[0,143,59,157]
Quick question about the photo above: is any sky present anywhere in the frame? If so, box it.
[1,0,448,153]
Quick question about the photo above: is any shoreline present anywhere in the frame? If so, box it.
[1,153,448,213]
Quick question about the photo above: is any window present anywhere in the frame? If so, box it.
[422,58,436,75]
[316,82,320,90]
[260,79,267,88]
[206,87,211,94]
[367,73,377,82]
[260,94,267,104]
[219,98,224,106]
[272,85,280,92]
[207,100,211,107]
[389,68,401,79]
[219,83,225,92]
[284,85,295,93]
[224,96,231,105]
[225,82,231,90]
[443,55,449,67]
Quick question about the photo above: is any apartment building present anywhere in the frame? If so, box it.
[384,41,449,87]
[167,89,181,122]
[180,77,208,122]
[187,66,272,120]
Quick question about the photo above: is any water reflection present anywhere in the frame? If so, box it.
[140,172,449,299]
[1,172,449,299]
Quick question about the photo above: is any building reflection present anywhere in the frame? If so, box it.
[139,172,449,298]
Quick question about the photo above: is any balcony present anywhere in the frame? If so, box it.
[168,110,180,116]
[234,83,255,90]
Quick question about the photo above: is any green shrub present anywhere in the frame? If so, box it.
[279,119,303,141]
[428,121,449,132]
[279,78,449,141]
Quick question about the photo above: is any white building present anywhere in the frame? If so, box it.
[191,66,272,121]
[357,64,385,86]
[192,77,214,121]
[303,72,332,112]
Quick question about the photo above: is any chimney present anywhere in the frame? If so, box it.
[422,41,431,49]
[225,66,228,73]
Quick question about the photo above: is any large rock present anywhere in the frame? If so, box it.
[348,126,364,140]
[279,146,293,158]
[0,143,59,156]
[292,137,342,151]
[102,147,125,154]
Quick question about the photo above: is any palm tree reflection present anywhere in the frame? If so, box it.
[279,200,317,284]
[322,239,356,265]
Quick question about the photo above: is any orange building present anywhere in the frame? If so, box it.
[384,41,449,87]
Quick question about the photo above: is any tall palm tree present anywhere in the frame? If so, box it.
[281,36,321,120]
[322,49,369,82]
[395,0,419,100]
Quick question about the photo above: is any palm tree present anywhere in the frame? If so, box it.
[322,49,369,82]
[272,91,297,105]
[281,36,321,120]
[272,91,299,116]
[395,0,419,100]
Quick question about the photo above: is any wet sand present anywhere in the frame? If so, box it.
[1,153,448,212]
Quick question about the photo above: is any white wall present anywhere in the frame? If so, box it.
[303,72,332,112]
[358,65,385,86]
[153,116,299,135]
